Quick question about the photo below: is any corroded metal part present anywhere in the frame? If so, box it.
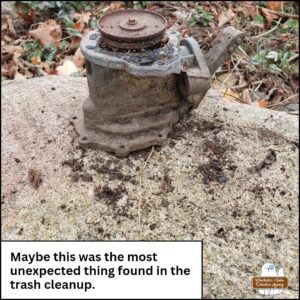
[204,26,245,74]
[98,9,167,49]
[74,9,244,156]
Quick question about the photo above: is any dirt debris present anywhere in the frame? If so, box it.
[248,149,277,173]
[94,185,127,207]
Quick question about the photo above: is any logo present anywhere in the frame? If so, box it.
[252,263,288,296]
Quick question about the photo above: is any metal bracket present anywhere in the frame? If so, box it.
[179,37,212,108]
[205,26,245,74]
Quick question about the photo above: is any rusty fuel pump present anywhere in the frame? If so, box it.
[72,9,244,156]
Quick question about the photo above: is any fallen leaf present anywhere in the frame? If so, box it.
[74,12,91,24]
[253,99,267,108]
[102,5,111,14]
[243,89,252,104]
[260,8,279,24]
[2,44,23,54]
[212,73,241,102]
[237,4,257,19]
[73,48,85,68]
[214,73,239,88]
[29,20,62,48]
[267,1,282,11]
[110,1,124,11]
[17,8,36,23]
[56,60,78,76]
[218,9,235,27]
[74,12,91,32]
[222,88,240,102]
[2,45,24,65]
[14,71,26,81]
[40,62,51,75]
[68,36,81,53]
[31,56,41,65]
[1,15,16,37]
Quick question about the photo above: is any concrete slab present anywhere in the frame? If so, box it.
[1,76,299,298]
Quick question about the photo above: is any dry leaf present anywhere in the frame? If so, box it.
[14,71,26,81]
[68,36,81,53]
[237,4,257,19]
[29,20,62,47]
[253,99,267,108]
[218,9,235,27]
[215,73,239,89]
[261,8,279,24]
[73,48,85,68]
[1,15,16,37]
[222,88,240,102]
[243,89,252,105]
[74,12,90,32]
[110,1,124,11]
[74,19,85,32]
[56,60,78,76]
[102,5,111,14]
[2,44,23,54]
[31,56,41,65]
[40,62,51,75]
[74,12,91,24]
[2,45,24,65]
[212,74,241,102]
[267,1,282,11]
[17,8,36,23]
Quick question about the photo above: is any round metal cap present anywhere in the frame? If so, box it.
[98,9,167,49]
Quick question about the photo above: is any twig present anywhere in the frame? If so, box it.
[268,94,299,107]
[231,83,247,91]
[288,54,299,63]
[163,2,191,12]
[260,7,299,19]
[140,146,155,176]
[20,59,48,76]
[252,18,282,39]
[237,46,249,58]
[220,58,242,92]
[138,146,155,226]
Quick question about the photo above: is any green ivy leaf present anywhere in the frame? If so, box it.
[42,43,57,61]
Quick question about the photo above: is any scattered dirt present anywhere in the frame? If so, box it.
[198,159,228,185]
[160,169,174,193]
[194,122,236,185]
[90,164,132,181]
[170,116,223,140]
[28,168,42,189]
[62,158,83,172]
[94,185,127,207]
[70,172,80,182]
[248,149,277,173]
[80,172,93,182]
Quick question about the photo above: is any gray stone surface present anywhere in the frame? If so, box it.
[1,76,299,299]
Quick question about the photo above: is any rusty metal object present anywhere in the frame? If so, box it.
[73,10,244,156]
[98,9,167,49]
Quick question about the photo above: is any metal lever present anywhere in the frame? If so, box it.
[205,26,245,74]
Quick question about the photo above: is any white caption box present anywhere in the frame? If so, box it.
[1,241,202,299]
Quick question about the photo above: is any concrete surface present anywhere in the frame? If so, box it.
[1,76,299,299]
